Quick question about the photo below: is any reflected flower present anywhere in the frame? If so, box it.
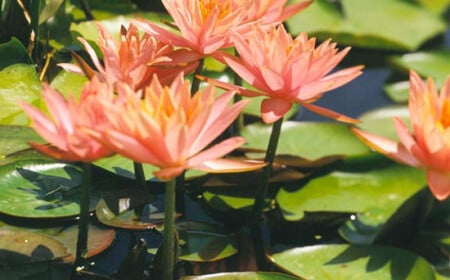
[20,78,114,162]
[352,70,450,200]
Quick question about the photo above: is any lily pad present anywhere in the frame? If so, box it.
[270,244,436,280]
[276,164,426,223]
[178,231,237,262]
[0,125,44,157]
[181,272,298,279]
[49,70,88,99]
[0,64,42,125]
[0,38,32,69]
[356,105,410,140]
[0,228,69,265]
[286,0,447,51]
[96,197,167,230]
[0,160,100,218]
[241,121,370,161]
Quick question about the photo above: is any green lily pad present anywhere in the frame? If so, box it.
[270,244,436,280]
[50,70,88,99]
[181,272,298,279]
[0,160,100,218]
[0,228,69,265]
[389,50,450,86]
[286,0,446,51]
[0,38,32,70]
[414,0,450,14]
[356,105,410,140]
[0,64,42,125]
[384,81,411,104]
[241,121,370,161]
[96,197,166,230]
[276,164,426,222]
[178,231,237,262]
[0,125,44,157]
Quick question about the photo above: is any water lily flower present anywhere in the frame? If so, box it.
[86,73,265,181]
[20,78,114,162]
[352,70,450,200]
[60,23,198,90]
[134,0,250,57]
[208,24,364,124]
[243,0,312,29]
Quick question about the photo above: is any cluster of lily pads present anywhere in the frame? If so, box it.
[0,0,449,280]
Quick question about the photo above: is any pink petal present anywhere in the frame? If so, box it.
[351,127,422,167]
[426,170,450,200]
[261,98,292,124]
[261,66,285,92]
[277,0,313,22]
[154,166,185,181]
[187,137,246,168]
[301,102,360,124]
[393,117,428,164]
[194,158,267,173]
[133,19,190,49]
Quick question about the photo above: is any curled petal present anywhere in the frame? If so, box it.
[261,98,292,124]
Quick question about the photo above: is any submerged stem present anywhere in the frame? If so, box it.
[162,178,177,280]
[74,162,92,270]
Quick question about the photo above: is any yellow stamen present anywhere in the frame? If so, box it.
[439,99,450,129]
[199,0,231,21]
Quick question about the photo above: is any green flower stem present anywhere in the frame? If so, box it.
[251,117,283,222]
[175,172,186,217]
[133,161,146,219]
[191,58,205,94]
[75,162,92,270]
[162,178,177,280]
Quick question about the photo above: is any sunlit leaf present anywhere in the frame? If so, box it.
[0,125,44,157]
[0,64,41,125]
[49,70,87,99]
[286,0,446,51]
[276,164,426,222]
[241,121,370,161]
[270,244,436,280]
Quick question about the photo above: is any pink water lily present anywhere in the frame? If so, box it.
[352,70,450,200]
[134,0,251,56]
[86,73,265,181]
[60,23,198,90]
[20,78,114,162]
[208,24,364,124]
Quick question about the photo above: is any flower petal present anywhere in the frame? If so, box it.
[301,102,360,124]
[261,98,292,124]
[194,158,267,173]
[426,169,450,200]
[187,137,246,168]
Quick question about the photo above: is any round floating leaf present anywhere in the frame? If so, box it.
[270,244,436,280]
[50,70,88,99]
[276,164,426,222]
[0,160,100,218]
[178,231,237,262]
[0,38,32,69]
[181,272,298,280]
[0,125,44,157]
[286,0,446,51]
[0,64,41,125]
[384,81,410,104]
[96,197,168,230]
[202,187,258,214]
[389,50,450,86]
[357,105,410,140]
[0,228,69,265]
[52,223,115,262]
[242,121,370,161]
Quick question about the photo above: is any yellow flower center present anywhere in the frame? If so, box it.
[439,99,450,129]
[199,0,232,21]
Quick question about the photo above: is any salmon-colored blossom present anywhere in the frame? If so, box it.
[59,23,198,90]
[208,24,364,124]
[20,78,114,162]
[86,73,264,181]
[352,70,450,200]
[134,0,311,57]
